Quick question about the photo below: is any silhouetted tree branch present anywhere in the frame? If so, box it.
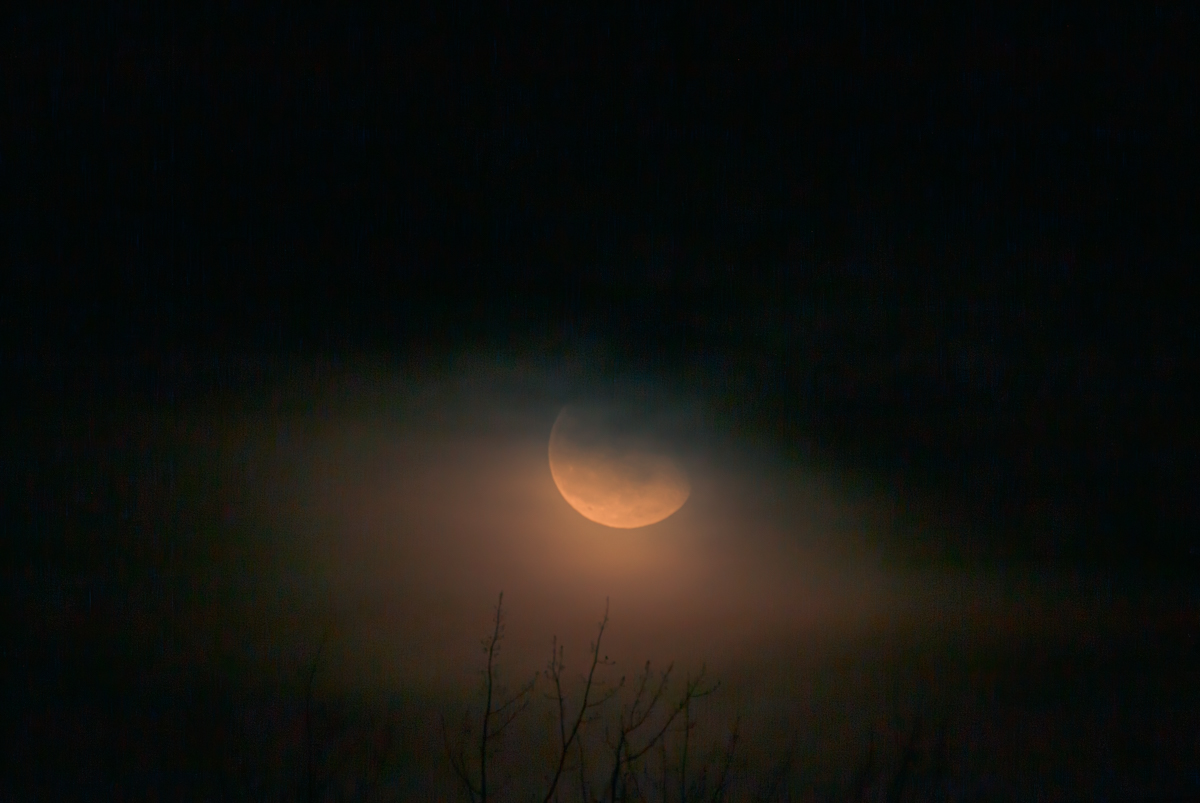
[443,709,479,802]
[606,663,721,802]
[446,595,742,802]
[444,591,536,803]
[543,598,620,803]
[706,718,740,803]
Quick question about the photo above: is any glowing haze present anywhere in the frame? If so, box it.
[201,355,905,694]
[110,354,1156,797]
[172,355,1079,702]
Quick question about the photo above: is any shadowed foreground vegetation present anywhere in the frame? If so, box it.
[441,593,738,803]
[433,593,955,803]
[283,593,952,802]
[9,580,1198,800]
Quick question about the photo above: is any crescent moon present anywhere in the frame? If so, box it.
[548,405,690,529]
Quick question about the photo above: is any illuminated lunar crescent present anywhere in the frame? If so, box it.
[548,405,690,528]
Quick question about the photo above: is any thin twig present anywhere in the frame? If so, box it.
[577,733,590,803]
[543,598,618,803]
[477,591,536,803]
[679,688,690,803]
[479,593,504,803]
[442,711,479,802]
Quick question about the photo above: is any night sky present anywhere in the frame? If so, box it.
[4,2,1199,800]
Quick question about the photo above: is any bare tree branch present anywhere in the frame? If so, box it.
[659,735,669,802]
[607,728,627,802]
[628,667,718,765]
[543,598,619,803]
[442,710,480,803]
[479,593,502,803]
[477,591,537,802]
[678,678,693,803]
[577,733,590,803]
[598,663,720,801]
[444,595,741,802]
[442,592,536,803]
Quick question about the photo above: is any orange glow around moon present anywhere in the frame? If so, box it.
[548,405,691,528]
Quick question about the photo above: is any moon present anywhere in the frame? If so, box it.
[548,404,691,528]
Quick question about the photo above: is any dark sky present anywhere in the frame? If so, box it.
[3,1,1199,799]
[8,1,1198,568]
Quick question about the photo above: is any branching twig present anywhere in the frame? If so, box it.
[543,598,619,803]
[605,663,719,801]
[678,683,691,803]
[444,592,535,803]
[479,595,501,803]
[480,592,535,802]
[577,733,590,803]
[442,595,740,803]
[442,710,480,802]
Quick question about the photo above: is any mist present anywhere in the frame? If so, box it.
[10,353,1189,799]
